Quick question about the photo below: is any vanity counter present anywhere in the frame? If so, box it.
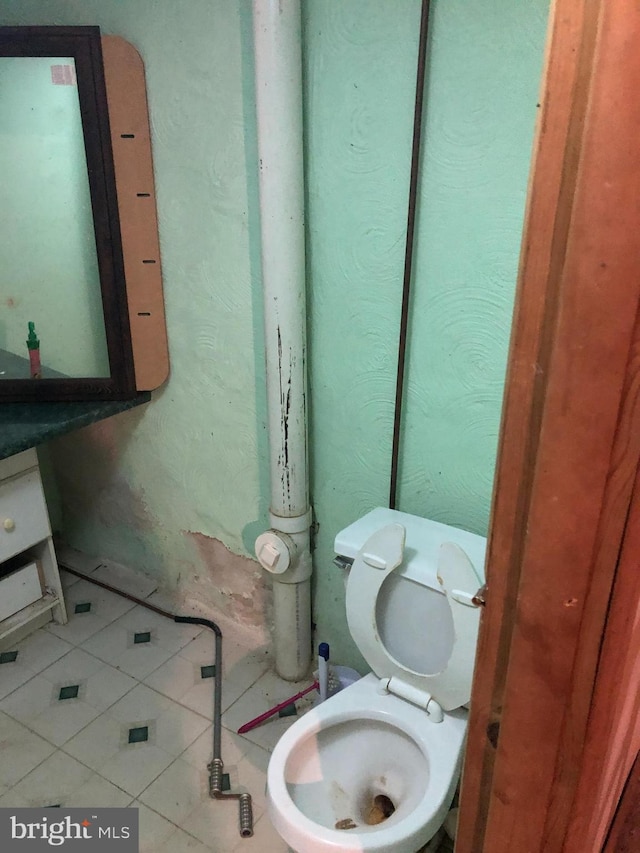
[0,394,151,460]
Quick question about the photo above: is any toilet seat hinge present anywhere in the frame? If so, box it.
[380,676,444,723]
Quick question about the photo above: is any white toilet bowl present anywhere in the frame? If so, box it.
[266,509,486,852]
[267,673,467,853]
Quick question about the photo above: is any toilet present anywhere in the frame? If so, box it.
[266,507,486,853]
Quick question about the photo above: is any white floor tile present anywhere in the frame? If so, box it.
[76,723,173,797]
[59,569,82,590]
[107,684,210,753]
[64,713,174,797]
[46,579,136,645]
[82,606,203,680]
[0,750,94,808]
[143,654,216,718]
[92,559,158,600]
[106,683,173,722]
[123,606,206,651]
[1,648,138,745]
[140,740,270,848]
[139,757,208,825]
[64,685,209,797]
[181,724,247,773]
[64,714,127,769]
[64,774,133,809]
[55,544,103,575]
[234,741,271,815]
[82,622,176,680]
[98,743,175,799]
[0,712,56,793]
[0,674,101,746]
[130,801,179,853]
[41,647,105,682]
[0,631,73,700]
[174,630,271,714]
[179,630,270,683]
[155,826,214,853]
[83,665,138,712]
[43,648,137,711]
[222,670,316,752]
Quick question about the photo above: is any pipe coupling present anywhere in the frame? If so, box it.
[268,507,312,535]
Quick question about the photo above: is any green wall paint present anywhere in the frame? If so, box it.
[1,2,549,668]
[305,1,549,669]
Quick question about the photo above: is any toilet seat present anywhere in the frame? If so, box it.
[346,523,481,711]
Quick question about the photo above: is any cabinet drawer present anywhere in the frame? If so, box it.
[0,470,50,563]
[0,561,43,622]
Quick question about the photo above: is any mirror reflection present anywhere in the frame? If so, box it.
[0,55,110,381]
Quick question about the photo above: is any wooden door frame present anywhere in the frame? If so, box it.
[567,466,640,851]
[457,0,640,849]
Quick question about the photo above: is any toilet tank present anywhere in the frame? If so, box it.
[334,507,487,589]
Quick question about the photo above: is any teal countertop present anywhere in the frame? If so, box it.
[0,394,151,460]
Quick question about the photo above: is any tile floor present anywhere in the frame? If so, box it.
[0,553,455,853]
[0,558,304,852]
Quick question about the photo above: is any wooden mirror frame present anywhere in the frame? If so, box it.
[0,25,168,402]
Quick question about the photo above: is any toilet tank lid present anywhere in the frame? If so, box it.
[334,507,487,583]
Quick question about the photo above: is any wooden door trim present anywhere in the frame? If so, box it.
[602,751,640,852]
[565,464,640,850]
[458,0,640,849]
[457,0,594,845]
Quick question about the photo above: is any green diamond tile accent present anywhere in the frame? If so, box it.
[128,725,149,744]
[200,665,216,679]
[74,602,91,614]
[278,703,297,718]
[134,631,151,644]
[221,773,231,792]
[0,651,18,664]
[58,685,79,701]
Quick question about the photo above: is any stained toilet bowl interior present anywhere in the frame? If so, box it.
[283,718,429,832]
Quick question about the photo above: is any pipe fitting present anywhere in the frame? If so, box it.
[268,507,312,535]
[255,530,295,574]
[255,523,312,584]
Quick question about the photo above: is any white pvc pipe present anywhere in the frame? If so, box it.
[253,0,312,681]
[272,576,312,682]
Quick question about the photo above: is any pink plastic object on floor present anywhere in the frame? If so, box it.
[237,682,319,734]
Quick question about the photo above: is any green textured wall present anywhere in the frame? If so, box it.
[306,1,549,668]
[1,2,549,669]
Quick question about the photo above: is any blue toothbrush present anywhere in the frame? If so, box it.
[318,642,330,702]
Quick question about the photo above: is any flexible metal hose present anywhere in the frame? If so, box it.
[59,564,254,839]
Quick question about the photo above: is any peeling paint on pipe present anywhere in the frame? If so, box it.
[253,0,312,680]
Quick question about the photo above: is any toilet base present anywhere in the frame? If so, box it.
[267,674,467,853]
[285,825,445,853]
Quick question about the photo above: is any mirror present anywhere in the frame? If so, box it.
[0,27,139,401]
[0,54,111,381]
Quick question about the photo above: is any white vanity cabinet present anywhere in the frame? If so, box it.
[0,448,67,648]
